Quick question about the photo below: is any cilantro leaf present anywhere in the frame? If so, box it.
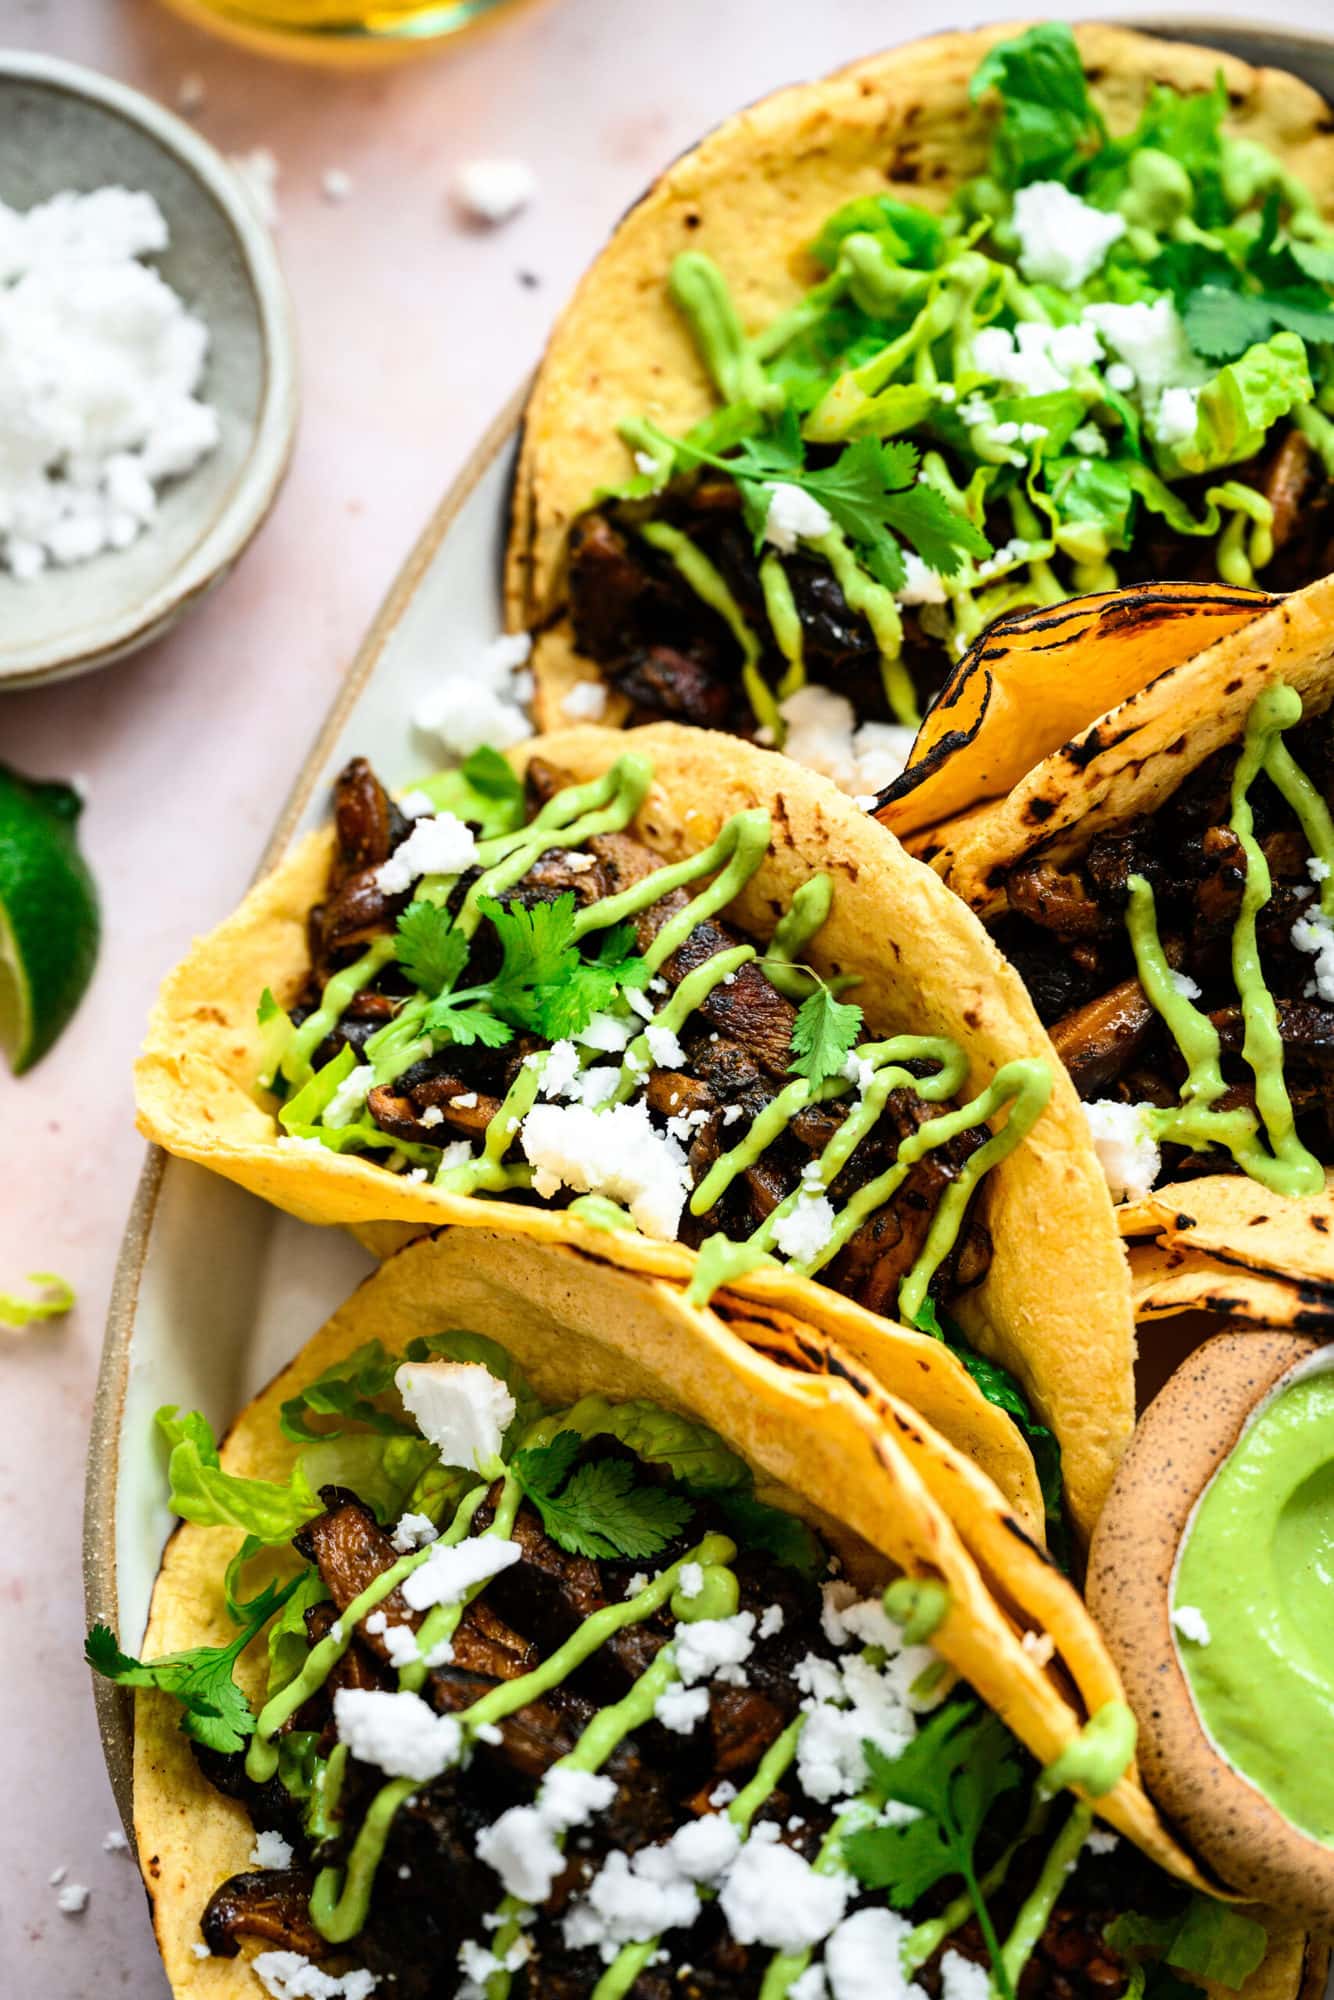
[717,1493,823,1578]
[409,746,526,837]
[395,902,470,998]
[879,480,991,580]
[419,999,516,1048]
[513,1430,693,1559]
[473,893,650,1043]
[844,1700,1024,1996]
[1182,284,1275,362]
[538,922,651,1040]
[86,1575,299,1753]
[1291,239,1334,286]
[789,985,864,1087]
[969,23,1105,191]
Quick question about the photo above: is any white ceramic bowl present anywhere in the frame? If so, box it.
[0,52,298,689]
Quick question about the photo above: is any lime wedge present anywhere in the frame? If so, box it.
[0,767,100,1075]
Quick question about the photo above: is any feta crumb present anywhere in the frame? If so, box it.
[397,788,435,818]
[780,684,915,799]
[400,1532,522,1611]
[1021,1628,1056,1667]
[1084,1826,1121,1856]
[521,1099,691,1240]
[1084,299,1207,405]
[970,320,1102,397]
[1106,362,1135,392]
[940,1947,990,2000]
[1292,909,1334,1001]
[392,1504,444,1552]
[48,1866,66,1885]
[645,1022,686,1069]
[758,1603,785,1640]
[322,168,352,204]
[721,1103,745,1127]
[1082,1099,1162,1204]
[56,1882,90,1915]
[674,1609,756,1687]
[1155,385,1200,450]
[709,1780,738,1807]
[1013,182,1125,289]
[1310,857,1331,883]
[624,1573,649,1599]
[561,679,609,720]
[451,1091,479,1109]
[333,1688,463,1782]
[773,1193,837,1266]
[764,482,834,552]
[677,1561,704,1600]
[396,1360,516,1471]
[575,1010,633,1054]
[540,1039,582,1101]
[414,633,533,756]
[824,1907,924,1999]
[654,1684,711,1734]
[1171,1604,1212,1647]
[477,1770,616,1902]
[191,1942,212,1959]
[252,1952,378,2000]
[896,551,947,606]
[1069,424,1108,457]
[375,812,478,894]
[719,1839,850,1954]
[453,158,537,225]
[102,1828,129,1854]
[250,1829,294,1869]
[1169,969,1202,1000]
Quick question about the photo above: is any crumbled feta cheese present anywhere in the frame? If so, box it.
[1293,908,1334,1002]
[191,1942,212,1959]
[1172,1605,1212,1646]
[645,1022,686,1069]
[1082,1099,1162,1205]
[322,168,352,204]
[896,551,947,606]
[940,1948,990,2000]
[825,1907,923,1999]
[1021,1627,1056,1667]
[561,679,609,720]
[1084,299,1207,405]
[1310,857,1331,883]
[969,320,1102,397]
[718,1839,850,1954]
[625,988,655,1021]
[0,187,222,580]
[721,1103,745,1127]
[322,1062,374,1129]
[764,482,834,552]
[709,1780,738,1808]
[457,1937,531,1999]
[676,1561,704,1600]
[397,789,436,818]
[56,1882,90,1915]
[453,158,537,226]
[521,1099,691,1240]
[250,1829,294,1869]
[252,1952,378,2000]
[674,1609,756,1687]
[654,1684,711,1734]
[380,1624,423,1670]
[1069,423,1108,457]
[102,1828,129,1854]
[564,1815,741,1955]
[437,1138,475,1172]
[48,1865,66,1886]
[758,1603,785,1640]
[414,633,533,757]
[1169,969,1202,1000]
[334,1688,462,1781]
[375,812,478,894]
[538,1039,581,1102]
[1084,1826,1121,1856]
[230,148,280,226]
[1155,386,1201,450]
[477,1770,616,1902]
[780,685,915,800]
[400,1532,523,1611]
[395,1360,516,1472]
[576,1010,633,1053]
[1013,182,1126,290]
[790,1971,829,2000]
[773,1193,837,1265]
[624,1573,649,1598]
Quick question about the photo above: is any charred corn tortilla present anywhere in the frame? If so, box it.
[508,22,1334,733]
[136,722,1133,1539]
[135,1226,1231,2000]
[902,577,1334,1322]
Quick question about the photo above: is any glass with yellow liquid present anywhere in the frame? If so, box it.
[157,0,542,66]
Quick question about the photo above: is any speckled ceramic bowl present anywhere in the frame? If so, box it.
[0,52,298,690]
[1088,1333,1334,1933]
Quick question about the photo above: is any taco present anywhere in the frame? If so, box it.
[883,574,1334,1325]
[135,721,1132,1537]
[509,20,1334,801]
[89,1228,1319,2000]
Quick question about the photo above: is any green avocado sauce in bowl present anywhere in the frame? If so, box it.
[1172,1352,1334,1845]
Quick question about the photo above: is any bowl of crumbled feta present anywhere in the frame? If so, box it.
[0,53,297,688]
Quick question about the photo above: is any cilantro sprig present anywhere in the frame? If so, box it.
[86,1574,300,1754]
[844,1700,1024,1999]
[394,891,651,1052]
[788,981,865,1088]
[512,1430,693,1560]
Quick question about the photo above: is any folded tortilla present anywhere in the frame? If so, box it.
[136,721,1135,1538]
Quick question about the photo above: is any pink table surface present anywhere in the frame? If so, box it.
[3,0,1332,1989]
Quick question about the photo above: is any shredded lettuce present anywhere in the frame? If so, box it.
[157,1407,321,1543]
[410,746,526,837]
[1164,331,1313,474]
[969,22,1106,191]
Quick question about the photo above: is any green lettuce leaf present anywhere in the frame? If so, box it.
[299,1433,440,1526]
[1165,331,1312,474]
[156,1406,320,1543]
[533,1393,752,1494]
[265,1567,331,1698]
[410,746,526,837]
[969,23,1105,191]
[279,1337,416,1442]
